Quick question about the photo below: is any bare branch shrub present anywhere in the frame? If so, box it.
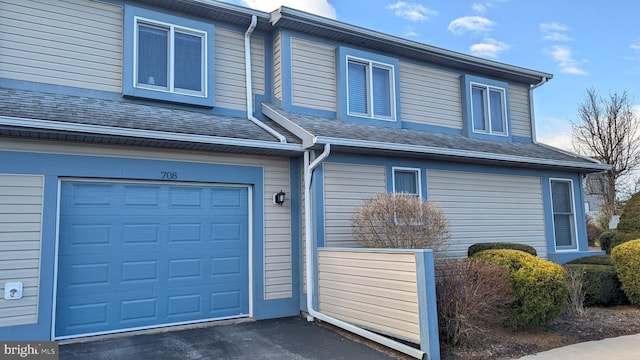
[351,193,450,255]
[435,258,512,347]
[564,265,586,317]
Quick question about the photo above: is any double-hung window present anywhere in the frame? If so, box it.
[393,167,421,197]
[550,179,577,250]
[471,83,507,135]
[347,57,395,120]
[124,6,214,106]
[135,18,206,96]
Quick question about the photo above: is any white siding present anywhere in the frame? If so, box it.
[215,28,265,111]
[0,0,123,92]
[318,249,420,343]
[399,61,462,129]
[323,163,386,247]
[0,139,293,300]
[427,170,546,258]
[273,32,282,101]
[509,84,532,138]
[0,174,43,327]
[291,38,336,112]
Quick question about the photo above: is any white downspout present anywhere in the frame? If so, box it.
[304,144,425,359]
[530,76,547,144]
[244,15,287,143]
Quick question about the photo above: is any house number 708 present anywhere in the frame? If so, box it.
[161,171,178,180]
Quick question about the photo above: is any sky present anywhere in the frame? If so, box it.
[225,0,640,152]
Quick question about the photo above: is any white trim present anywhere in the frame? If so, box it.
[133,16,208,98]
[52,178,253,339]
[549,178,579,251]
[346,56,396,122]
[0,116,302,152]
[470,82,508,136]
[392,166,422,197]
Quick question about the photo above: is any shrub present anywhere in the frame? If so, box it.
[564,266,585,317]
[587,221,604,247]
[435,258,512,347]
[564,264,628,306]
[467,242,537,257]
[352,193,450,256]
[611,239,640,305]
[616,192,640,245]
[567,254,613,266]
[599,231,617,254]
[473,249,568,329]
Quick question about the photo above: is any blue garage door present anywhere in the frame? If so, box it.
[56,180,249,338]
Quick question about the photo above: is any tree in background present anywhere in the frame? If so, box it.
[572,88,640,223]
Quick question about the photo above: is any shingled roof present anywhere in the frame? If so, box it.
[0,88,301,155]
[262,103,609,172]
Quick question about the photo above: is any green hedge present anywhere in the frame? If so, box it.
[564,264,627,306]
[616,192,640,245]
[468,242,537,257]
[599,232,617,254]
[567,254,613,266]
[611,239,640,305]
[473,249,567,329]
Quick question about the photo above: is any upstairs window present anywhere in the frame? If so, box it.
[393,167,421,197]
[471,83,507,135]
[347,57,395,121]
[123,6,214,107]
[550,179,577,250]
[135,19,206,96]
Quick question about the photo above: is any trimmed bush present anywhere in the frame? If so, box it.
[599,231,617,254]
[616,192,640,245]
[567,254,613,266]
[611,239,640,305]
[468,242,537,257]
[473,249,567,329]
[565,264,628,306]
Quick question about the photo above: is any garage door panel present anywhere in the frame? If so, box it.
[56,181,249,338]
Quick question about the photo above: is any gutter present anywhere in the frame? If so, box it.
[244,15,287,143]
[313,136,611,172]
[303,144,426,359]
[0,116,302,152]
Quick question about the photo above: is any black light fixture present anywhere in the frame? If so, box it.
[274,190,286,205]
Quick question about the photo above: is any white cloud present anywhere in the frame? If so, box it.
[469,38,510,58]
[540,22,573,42]
[535,116,573,151]
[404,26,418,37]
[547,46,588,75]
[239,0,336,19]
[471,2,488,13]
[386,1,438,21]
[630,38,640,50]
[448,16,495,35]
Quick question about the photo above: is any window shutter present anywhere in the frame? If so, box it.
[489,89,504,133]
[372,66,391,117]
[348,61,368,114]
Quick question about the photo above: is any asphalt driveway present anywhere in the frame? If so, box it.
[59,317,399,359]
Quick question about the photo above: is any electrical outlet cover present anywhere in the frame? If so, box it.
[4,282,23,300]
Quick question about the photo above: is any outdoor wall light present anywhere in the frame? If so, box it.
[274,190,286,205]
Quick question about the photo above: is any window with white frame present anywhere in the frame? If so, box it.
[135,17,206,97]
[551,179,577,250]
[347,57,395,120]
[393,168,421,196]
[471,83,507,135]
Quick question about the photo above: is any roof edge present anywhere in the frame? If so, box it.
[315,136,611,172]
[271,6,553,84]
